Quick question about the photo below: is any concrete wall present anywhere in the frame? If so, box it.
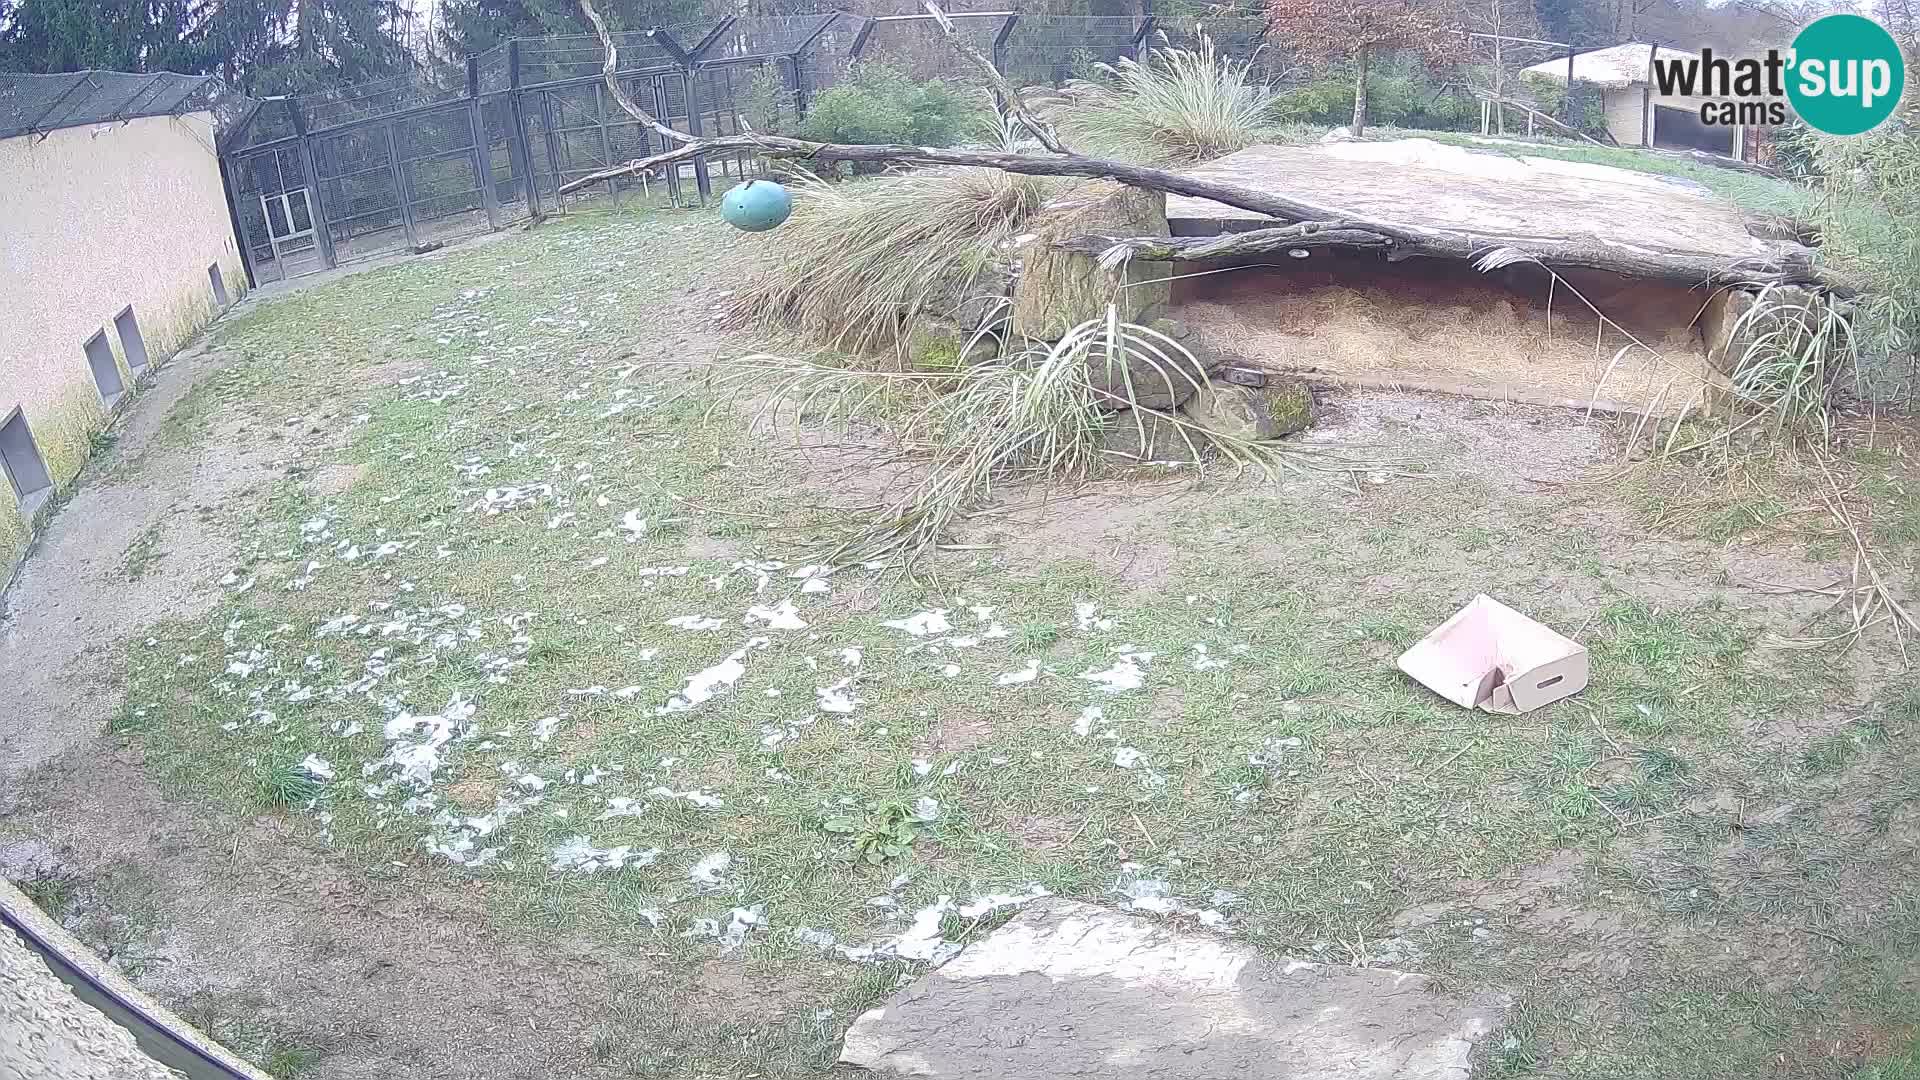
[0,111,245,576]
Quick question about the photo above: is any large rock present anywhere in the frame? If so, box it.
[1698,285,1827,377]
[839,899,1503,1078]
[1086,345,1214,411]
[1181,378,1315,440]
[1098,410,1207,464]
[1012,183,1172,341]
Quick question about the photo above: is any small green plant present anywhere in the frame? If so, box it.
[797,64,983,148]
[1014,621,1060,651]
[263,1043,323,1078]
[20,873,75,918]
[255,762,322,808]
[121,524,163,581]
[1856,1036,1920,1080]
[823,799,928,865]
[88,428,118,455]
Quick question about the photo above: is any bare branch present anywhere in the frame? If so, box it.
[921,2,1073,155]
[578,0,691,147]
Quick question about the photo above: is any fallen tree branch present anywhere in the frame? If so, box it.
[1464,86,1605,145]
[1063,226,1854,292]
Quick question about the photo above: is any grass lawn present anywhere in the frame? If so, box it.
[86,196,1920,1078]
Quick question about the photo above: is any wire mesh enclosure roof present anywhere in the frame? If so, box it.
[0,70,232,141]
[493,21,714,90]
[701,14,841,63]
[296,69,465,132]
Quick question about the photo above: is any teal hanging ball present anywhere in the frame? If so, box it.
[721,179,792,232]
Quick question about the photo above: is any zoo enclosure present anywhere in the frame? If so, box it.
[216,10,1588,286]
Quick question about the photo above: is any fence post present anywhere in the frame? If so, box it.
[785,12,840,121]
[466,57,502,230]
[506,41,544,218]
[991,13,1020,102]
[1130,16,1157,63]
[285,99,337,269]
[1563,44,1576,126]
[383,121,422,249]
[538,90,568,212]
[789,54,808,118]
[594,81,616,195]
[216,153,259,288]
[849,17,877,60]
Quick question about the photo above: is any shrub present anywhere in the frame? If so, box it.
[741,63,793,136]
[1059,36,1282,164]
[1273,55,1479,132]
[796,63,983,147]
[1799,112,1920,404]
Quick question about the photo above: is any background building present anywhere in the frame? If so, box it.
[0,70,245,579]
[1523,43,1750,158]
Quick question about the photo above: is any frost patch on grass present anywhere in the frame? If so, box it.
[1074,602,1115,632]
[658,637,767,713]
[649,787,724,809]
[816,678,859,715]
[1073,706,1105,738]
[995,659,1041,686]
[1116,867,1228,927]
[884,609,952,637]
[955,883,1051,918]
[684,905,764,954]
[666,615,725,631]
[1081,648,1154,693]
[688,850,732,886]
[367,693,477,791]
[298,754,335,780]
[744,599,807,631]
[551,836,660,874]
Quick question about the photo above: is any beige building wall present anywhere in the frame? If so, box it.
[0,110,245,573]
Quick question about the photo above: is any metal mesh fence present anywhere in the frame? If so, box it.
[215,6,1587,289]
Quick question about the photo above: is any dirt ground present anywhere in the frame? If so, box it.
[0,207,1915,1079]
[0,325,672,1078]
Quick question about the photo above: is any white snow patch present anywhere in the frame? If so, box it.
[883,609,952,637]
[688,850,733,885]
[995,658,1041,686]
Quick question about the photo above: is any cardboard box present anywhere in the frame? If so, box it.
[1396,595,1588,714]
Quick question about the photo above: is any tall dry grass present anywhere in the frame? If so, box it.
[729,162,1059,361]
[1058,36,1282,165]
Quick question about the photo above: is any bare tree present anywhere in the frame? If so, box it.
[1462,0,1539,134]
[1266,0,1466,136]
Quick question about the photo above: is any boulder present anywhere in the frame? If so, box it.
[1085,344,1214,411]
[1098,410,1207,465]
[838,899,1503,1079]
[1698,285,1827,377]
[1180,378,1315,441]
[1011,183,1171,341]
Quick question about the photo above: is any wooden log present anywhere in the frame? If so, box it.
[1057,226,1856,295]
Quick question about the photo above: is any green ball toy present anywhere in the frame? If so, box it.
[720,179,792,232]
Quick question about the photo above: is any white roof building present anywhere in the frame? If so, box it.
[1523,42,1750,158]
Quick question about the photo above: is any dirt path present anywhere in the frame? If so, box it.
[0,327,661,1079]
